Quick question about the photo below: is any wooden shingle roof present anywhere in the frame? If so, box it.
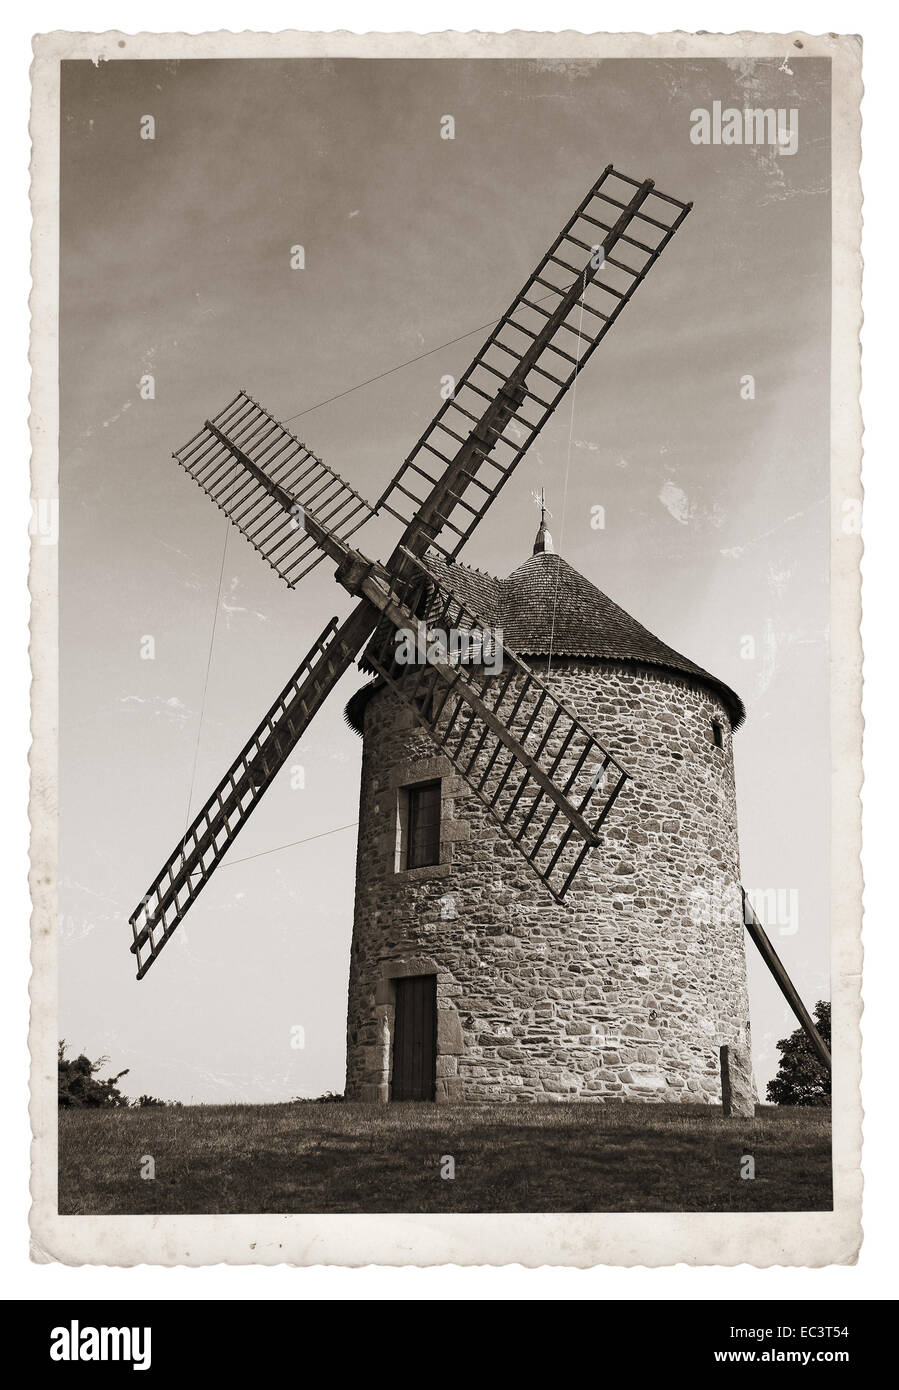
[345,550,744,734]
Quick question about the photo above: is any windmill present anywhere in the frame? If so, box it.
[128,165,830,1079]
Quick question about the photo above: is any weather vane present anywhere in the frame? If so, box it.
[531,487,553,528]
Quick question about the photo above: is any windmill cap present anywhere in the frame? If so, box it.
[346,546,745,734]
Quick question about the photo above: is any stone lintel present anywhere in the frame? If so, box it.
[381,955,439,980]
[388,755,453,789]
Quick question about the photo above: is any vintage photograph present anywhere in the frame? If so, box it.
[29,29,862,1266]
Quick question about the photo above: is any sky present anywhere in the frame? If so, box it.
[59,54,831,1101]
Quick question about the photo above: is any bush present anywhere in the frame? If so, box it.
[58,1040,130,1109]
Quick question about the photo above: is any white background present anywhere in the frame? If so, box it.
[3,0,893,1302]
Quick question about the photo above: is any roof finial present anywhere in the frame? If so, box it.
[531,487,554,554]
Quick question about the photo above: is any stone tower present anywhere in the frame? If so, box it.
[343,524,753,1104]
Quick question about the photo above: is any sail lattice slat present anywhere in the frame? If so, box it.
[129,605,378,978]
[173,390,377,588]
[375,167,691,564]
[365,558,629,900]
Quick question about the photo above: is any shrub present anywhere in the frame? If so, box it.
[58,1040,130,1109]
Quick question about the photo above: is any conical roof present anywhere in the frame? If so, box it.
[345,548,744,733]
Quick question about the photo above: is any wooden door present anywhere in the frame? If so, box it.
[392,975,437,1101]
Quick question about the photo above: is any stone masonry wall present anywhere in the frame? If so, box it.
[344,660,754,1103]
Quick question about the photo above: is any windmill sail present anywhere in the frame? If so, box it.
[363,555,628,900]
[130,166,685,979]
[173,390,377,588]
[129,603,378,978]
[376,166,691,564]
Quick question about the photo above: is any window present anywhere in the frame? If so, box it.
[406,780,442,869]
[711,719,724,749]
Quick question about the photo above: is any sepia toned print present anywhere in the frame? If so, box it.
[29,28,862,1266]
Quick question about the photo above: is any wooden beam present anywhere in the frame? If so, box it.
[204,423,611,853]
[358,583,609,848]
[742,888,832,1072]
[130,601,379,971]
[390,179,656,569]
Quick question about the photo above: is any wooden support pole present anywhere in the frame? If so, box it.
[741,888,832,1073]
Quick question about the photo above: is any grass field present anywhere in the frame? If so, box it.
[58,1102,832,1214]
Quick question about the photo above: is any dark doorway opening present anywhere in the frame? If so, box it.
[392,975,437,1101]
